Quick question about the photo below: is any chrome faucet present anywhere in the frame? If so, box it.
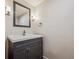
[23,30,26,36]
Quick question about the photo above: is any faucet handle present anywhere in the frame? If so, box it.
[23,30,26,36]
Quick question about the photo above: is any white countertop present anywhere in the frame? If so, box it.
[8,34,43,43]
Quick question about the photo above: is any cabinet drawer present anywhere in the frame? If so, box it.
[13,38,42,49]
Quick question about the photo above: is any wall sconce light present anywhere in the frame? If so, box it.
[31,16,39,22]
[31,16,43,27]
[5,5,11,16]
[31,16,36,22]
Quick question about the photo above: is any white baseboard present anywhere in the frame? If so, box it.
[43,56,48,59]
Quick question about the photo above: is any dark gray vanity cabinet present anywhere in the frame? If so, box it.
[8,37,43,59]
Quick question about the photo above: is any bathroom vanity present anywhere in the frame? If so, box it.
[8,34,43,59]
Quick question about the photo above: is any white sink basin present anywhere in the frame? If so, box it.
[8,34,43,42]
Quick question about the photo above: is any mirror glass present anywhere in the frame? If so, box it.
[13,1,31,27]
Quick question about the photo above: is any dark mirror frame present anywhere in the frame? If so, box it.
[13,1,31,27]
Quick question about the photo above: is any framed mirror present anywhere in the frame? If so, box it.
[13,1,31,27]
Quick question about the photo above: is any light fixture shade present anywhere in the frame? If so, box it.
[5,5,11,15]
[32,16,39,22]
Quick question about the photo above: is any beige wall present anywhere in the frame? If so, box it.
[33,0,74,59]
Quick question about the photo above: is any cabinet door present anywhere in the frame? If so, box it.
[29,42,43,59]
[13,48,28,59]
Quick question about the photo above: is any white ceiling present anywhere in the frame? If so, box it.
[24,0,45,7]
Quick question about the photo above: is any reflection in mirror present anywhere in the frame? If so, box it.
[13,1,31,27]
